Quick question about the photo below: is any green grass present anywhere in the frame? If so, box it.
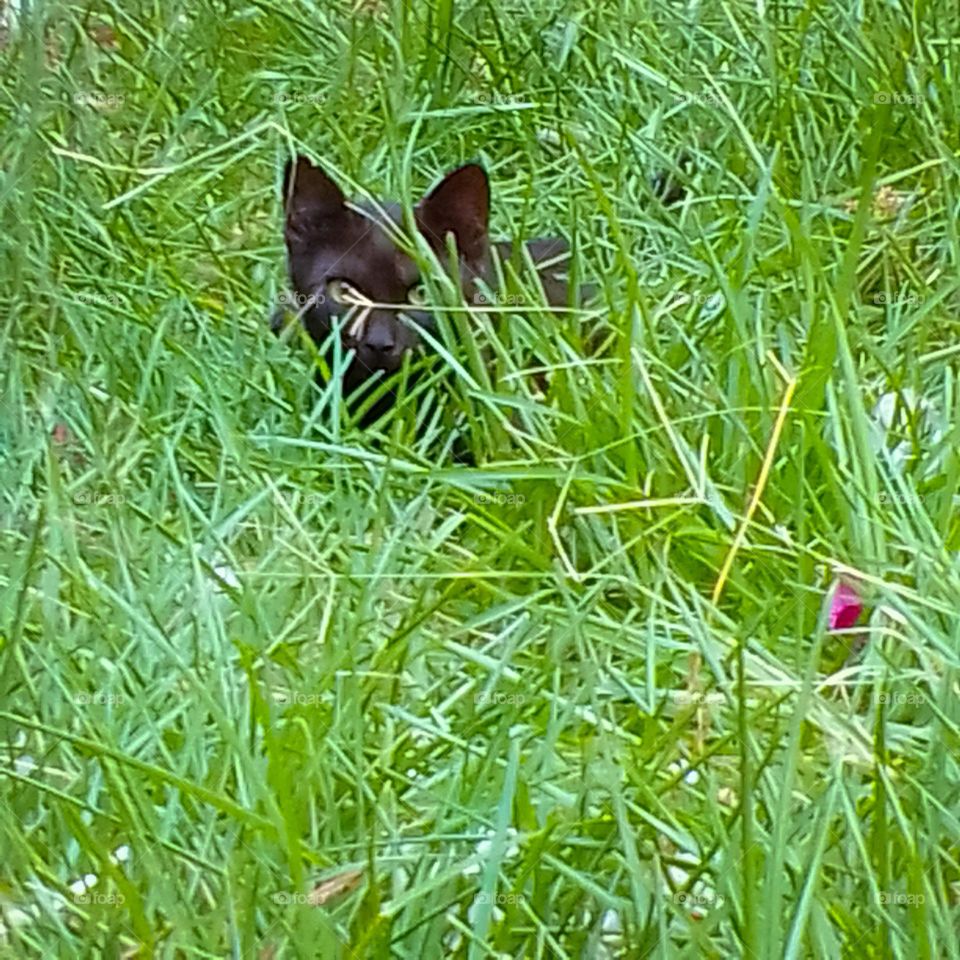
[2,0,959,956]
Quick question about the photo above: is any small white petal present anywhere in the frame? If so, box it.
[601,909,622,933]
[13,755,37,775]
[212,564,241,589]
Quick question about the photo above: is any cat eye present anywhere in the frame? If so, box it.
[327,278,361,305]
[407,283,428,307]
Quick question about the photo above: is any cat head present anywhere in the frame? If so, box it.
[280,155,493,396]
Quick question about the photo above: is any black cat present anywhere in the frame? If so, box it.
[275,155,580,425]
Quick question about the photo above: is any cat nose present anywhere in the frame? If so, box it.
[364,319,396,354]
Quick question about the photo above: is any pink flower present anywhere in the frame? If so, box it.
[828,581,863,630]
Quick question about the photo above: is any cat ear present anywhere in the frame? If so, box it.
[283,155,347,233]
[415,164,490,262]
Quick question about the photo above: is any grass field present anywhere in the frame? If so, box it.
[2,1,959,957]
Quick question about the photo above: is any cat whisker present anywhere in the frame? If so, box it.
[347,305,372,340]
[342,287,372,309]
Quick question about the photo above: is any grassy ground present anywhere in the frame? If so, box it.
[2,0,959,957]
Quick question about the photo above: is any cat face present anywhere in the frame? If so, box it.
[280,156,493,400]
